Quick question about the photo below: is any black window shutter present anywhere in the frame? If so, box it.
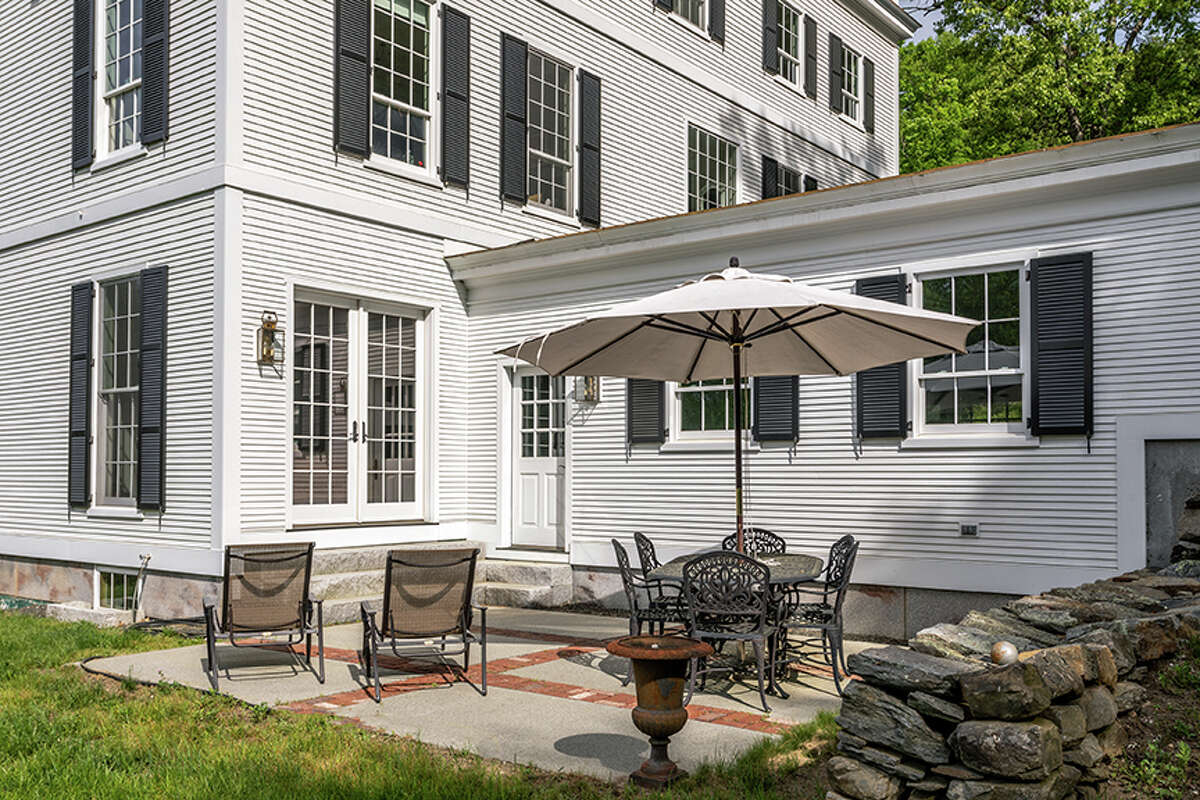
[69,282,93,506]
[500,34,528,203]
[441,7,471,187]
[72,0,93,169]
[137,266,168,511]
[752,376,798,442]
[626,380,666,445]
[1030,253,1093,437]
[578,70,601,226]
[761,0,778,73]
[828,33,843,113]
[140,0,170,144]
[803,174,818,192]
[761,155,779,199]
[334,0,371,157]
[708,0,725,43]
[863,57,876,134]
[855,274,908,439]
[655,0,674,10]
[803,16,818,98]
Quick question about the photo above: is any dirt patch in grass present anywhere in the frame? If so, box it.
[1112,637,1200,800]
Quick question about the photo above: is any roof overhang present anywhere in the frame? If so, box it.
[855,0,922,41]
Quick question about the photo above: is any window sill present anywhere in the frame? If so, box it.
[663,10,715,44]
[363,157,444,189]
[89,145,148,173]
[901,434,1040,450]
[86,506,144,520]
[660,439,762,454]
[837,112,867,133]
[521,202,581,229]
[772,73,811,98]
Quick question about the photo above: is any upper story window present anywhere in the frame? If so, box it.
[777,2,804,87]
[100,0,143,153]
[98,275,141,506]
[676,0,706,30]
[779,164,804,196]
[840,44,863,122]
[673,379,750,440]
[527,50,574,214]
[916,267,1025,433]
[688,125,738,211]
[371,0,434,172]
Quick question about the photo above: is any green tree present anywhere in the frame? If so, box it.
[899,1,1200,173]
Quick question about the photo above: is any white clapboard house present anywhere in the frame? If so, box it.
[2,1,1196,637]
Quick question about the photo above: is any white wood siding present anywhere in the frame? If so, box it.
[237,194,470,543]
[0,196,215,553]
[239,0,878,244]
[464,179,1200,595]
[0,0,217,234]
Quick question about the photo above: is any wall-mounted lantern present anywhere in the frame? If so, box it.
[575,375,601,404]
[258,311,285,366]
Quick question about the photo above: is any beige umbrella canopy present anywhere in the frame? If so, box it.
[498,263,980,551]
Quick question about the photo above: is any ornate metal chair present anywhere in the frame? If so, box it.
[613,539,686,685]
[633,531,662,581]
[720,527,787,555]
[682,551,778,713]
[778,535,859,694]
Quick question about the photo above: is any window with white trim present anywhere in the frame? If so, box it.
[672,379,751,440]
[840,44,863,122]
[675,0,706,30]
[98,275,141,506]
[777,1,804,87]
[688,125,738,212]
[371,0,434,172]
[98,0,143,154]
[916,267,1025,432]
[97,568,138,610]
[526,49,574,214]
[779,164,804,196]
[291,297,427,524]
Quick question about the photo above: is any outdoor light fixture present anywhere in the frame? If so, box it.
[257,311,285,366]
[575,375,601,404]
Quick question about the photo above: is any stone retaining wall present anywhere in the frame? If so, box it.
[824,565,1200,800]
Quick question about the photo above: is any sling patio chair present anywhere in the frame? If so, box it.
[203,542,324,691]
[360,547,487,702]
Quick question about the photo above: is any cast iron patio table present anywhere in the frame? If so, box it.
[648,552,824,699]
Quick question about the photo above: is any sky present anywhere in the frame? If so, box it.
[908,7,944,42]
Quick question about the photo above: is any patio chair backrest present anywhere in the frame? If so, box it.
[382,548,479,639]
[825,536,860,612]
[682,551,771,637]
[633,532,661,580]
[720,527,786,555]
[612,539,643,613]
[222,542,314,633]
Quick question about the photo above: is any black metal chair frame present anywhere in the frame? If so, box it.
[613,539,687,685]
[359,549,488,702]
[777,535,859,694]
[203,542,325,692]
[682,551,779,713]
[720,527,787,556]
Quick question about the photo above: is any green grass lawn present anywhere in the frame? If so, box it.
[0,612,834,799]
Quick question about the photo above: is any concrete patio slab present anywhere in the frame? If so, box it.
[335,683,772,781]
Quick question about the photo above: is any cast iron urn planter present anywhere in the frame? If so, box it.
[606,634,714,788]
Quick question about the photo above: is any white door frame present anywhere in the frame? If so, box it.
[497,360,572,554]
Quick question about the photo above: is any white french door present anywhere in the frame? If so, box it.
[291,297,424,525]
[512,369,566,549]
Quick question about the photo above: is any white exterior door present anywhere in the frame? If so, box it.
[513,370,566,549]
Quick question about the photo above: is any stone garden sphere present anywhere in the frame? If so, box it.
[991,640,1019,665]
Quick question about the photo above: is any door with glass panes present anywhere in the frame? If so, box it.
[512,369,566,549]
[292,298,423,525]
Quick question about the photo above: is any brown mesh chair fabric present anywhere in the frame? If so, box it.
[382,548,477,639]
[203,542,324,691]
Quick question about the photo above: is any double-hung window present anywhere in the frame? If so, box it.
[840,45,863,122]
[97,276,141,506]
[675,0,706,30]
[526,50,574,214]
[371,0,434,173]
[777,1,804,87]
[291,297,427,525]
[779,164,804,196]
[916,267,1025,433]
[688,125,738,211]
[672,379,751,441]
[98,0,143,154]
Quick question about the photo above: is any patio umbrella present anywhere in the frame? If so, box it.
[497,261,979,553]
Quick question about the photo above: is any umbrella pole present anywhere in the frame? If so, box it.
[732,338,745,555]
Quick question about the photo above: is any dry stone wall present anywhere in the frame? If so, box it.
[825,568,1200,800]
